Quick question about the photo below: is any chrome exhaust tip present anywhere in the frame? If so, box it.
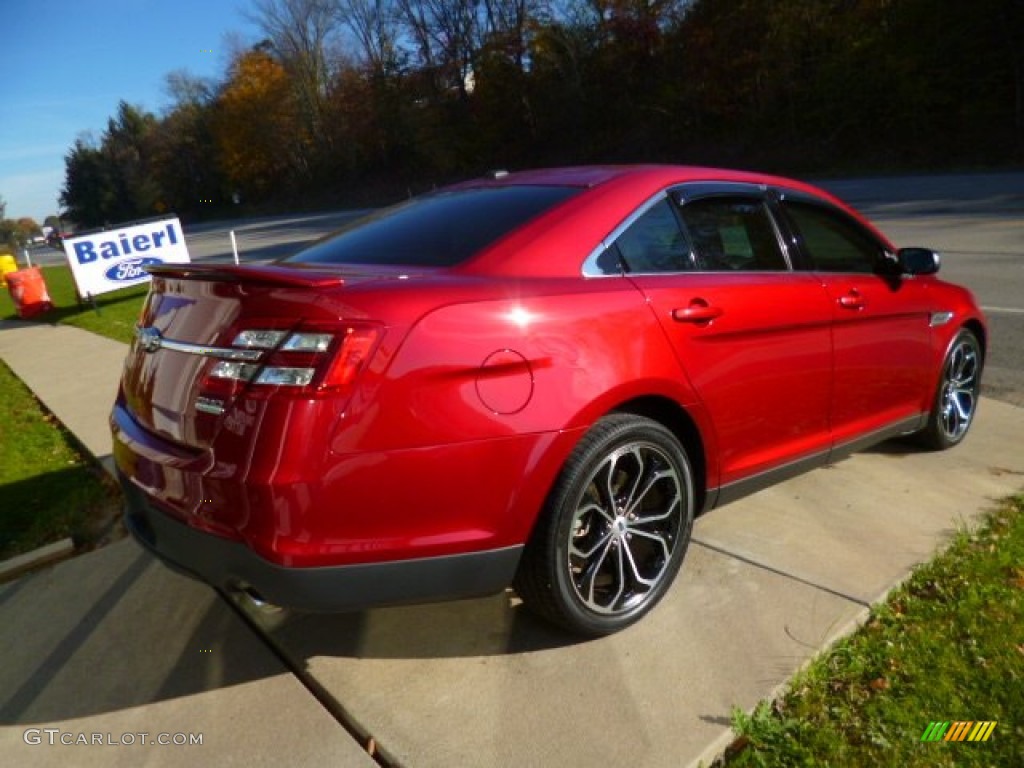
[226,581,283,614]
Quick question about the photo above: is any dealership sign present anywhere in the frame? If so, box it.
[63,217,191,298]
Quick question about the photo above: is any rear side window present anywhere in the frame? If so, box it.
[783,201,885,273]
[611,198,695,273]
[676,198,788,271]
[287,185,581,267]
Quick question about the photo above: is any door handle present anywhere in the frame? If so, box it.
[672,302,723,323]
[838,290,866,310]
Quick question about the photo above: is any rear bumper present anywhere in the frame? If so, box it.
[119,471,523,612]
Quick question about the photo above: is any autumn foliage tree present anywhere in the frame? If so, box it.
[214,48,307,202]
[0,196,42,249]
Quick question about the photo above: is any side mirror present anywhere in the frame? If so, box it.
[897,247,941,276]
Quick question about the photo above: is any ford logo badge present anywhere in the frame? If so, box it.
[106,257,162,283]
[137,327,162,354]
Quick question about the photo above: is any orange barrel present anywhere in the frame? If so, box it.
[6,267,54,318]
[0,253,17,285]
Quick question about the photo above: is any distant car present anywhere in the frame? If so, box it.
[112,165,986,635]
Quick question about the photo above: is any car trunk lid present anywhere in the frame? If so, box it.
[121,263,384,449]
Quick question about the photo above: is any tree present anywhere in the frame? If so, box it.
[152,70,223,216]
[102,102,163,220]
[16,218,41,237]
[60,136,116,227]
[59,103,164,227]
[337,0,403,77]
[248,0,344,174]
[214,48,303,200]
[165,69,215,107]
[397,0,481,98]
[0,211,38,249]
[55,0,1024,222]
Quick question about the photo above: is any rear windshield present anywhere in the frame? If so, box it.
[285,185,581,267]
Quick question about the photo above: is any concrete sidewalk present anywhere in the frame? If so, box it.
[0,319,376,766]
[2,318,1024,767]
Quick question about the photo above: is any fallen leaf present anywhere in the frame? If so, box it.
[724,735,750,760]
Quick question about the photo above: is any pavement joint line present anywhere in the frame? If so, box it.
[215,589,399,768]
[690,538,871,609]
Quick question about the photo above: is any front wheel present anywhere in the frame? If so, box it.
[918,328,982,450]
[514,414,695,636]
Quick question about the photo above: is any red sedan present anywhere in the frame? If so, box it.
[112,166,985,635]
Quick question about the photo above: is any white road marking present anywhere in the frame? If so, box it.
[981,306,1024,315]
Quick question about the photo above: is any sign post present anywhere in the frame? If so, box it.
[62,216,191,301]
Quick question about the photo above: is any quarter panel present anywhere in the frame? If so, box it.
[331,277,702,453]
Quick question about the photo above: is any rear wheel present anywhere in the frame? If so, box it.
[918,328,982,450]
[515,414,695,636]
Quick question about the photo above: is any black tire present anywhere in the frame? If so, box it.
[917,328,982,450]
[514,414,695,636]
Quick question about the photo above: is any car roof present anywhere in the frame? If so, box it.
[452,165,881,277]
[453,164,796,190]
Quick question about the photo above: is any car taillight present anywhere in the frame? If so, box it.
[322,328,379,389]
[204,325,381,396]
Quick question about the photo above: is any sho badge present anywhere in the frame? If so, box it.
[195,396,226,416]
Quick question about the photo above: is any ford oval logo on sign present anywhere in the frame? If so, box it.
[105,257,163,283]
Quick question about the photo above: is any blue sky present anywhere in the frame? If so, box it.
[2,0,260,223]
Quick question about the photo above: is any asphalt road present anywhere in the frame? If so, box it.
[21,172,1024,404]
[182,210,369,262]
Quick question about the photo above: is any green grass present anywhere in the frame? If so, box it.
[724,495,1024,767]
[0,359,122,561]
[1,262,147,344]
[0,262,132,563]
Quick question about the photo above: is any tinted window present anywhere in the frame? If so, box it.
[783,201,884,273]
[677,198,788,271]
[610,198,694,273]
[287,185,581,267]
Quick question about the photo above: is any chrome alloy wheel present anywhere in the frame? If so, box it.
[567,441,687,616]
[938,335,980,442]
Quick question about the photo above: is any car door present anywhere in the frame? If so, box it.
[598,187,834,495]
[776,195,934,448]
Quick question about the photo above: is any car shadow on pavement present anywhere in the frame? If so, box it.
[0,540,582,726]
[861,436,923,457]
[240,591,586,663]
[0,544,292,725]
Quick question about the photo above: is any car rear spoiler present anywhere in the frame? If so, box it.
[146,263,346,288]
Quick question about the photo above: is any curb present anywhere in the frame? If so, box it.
[0,537,75,584]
